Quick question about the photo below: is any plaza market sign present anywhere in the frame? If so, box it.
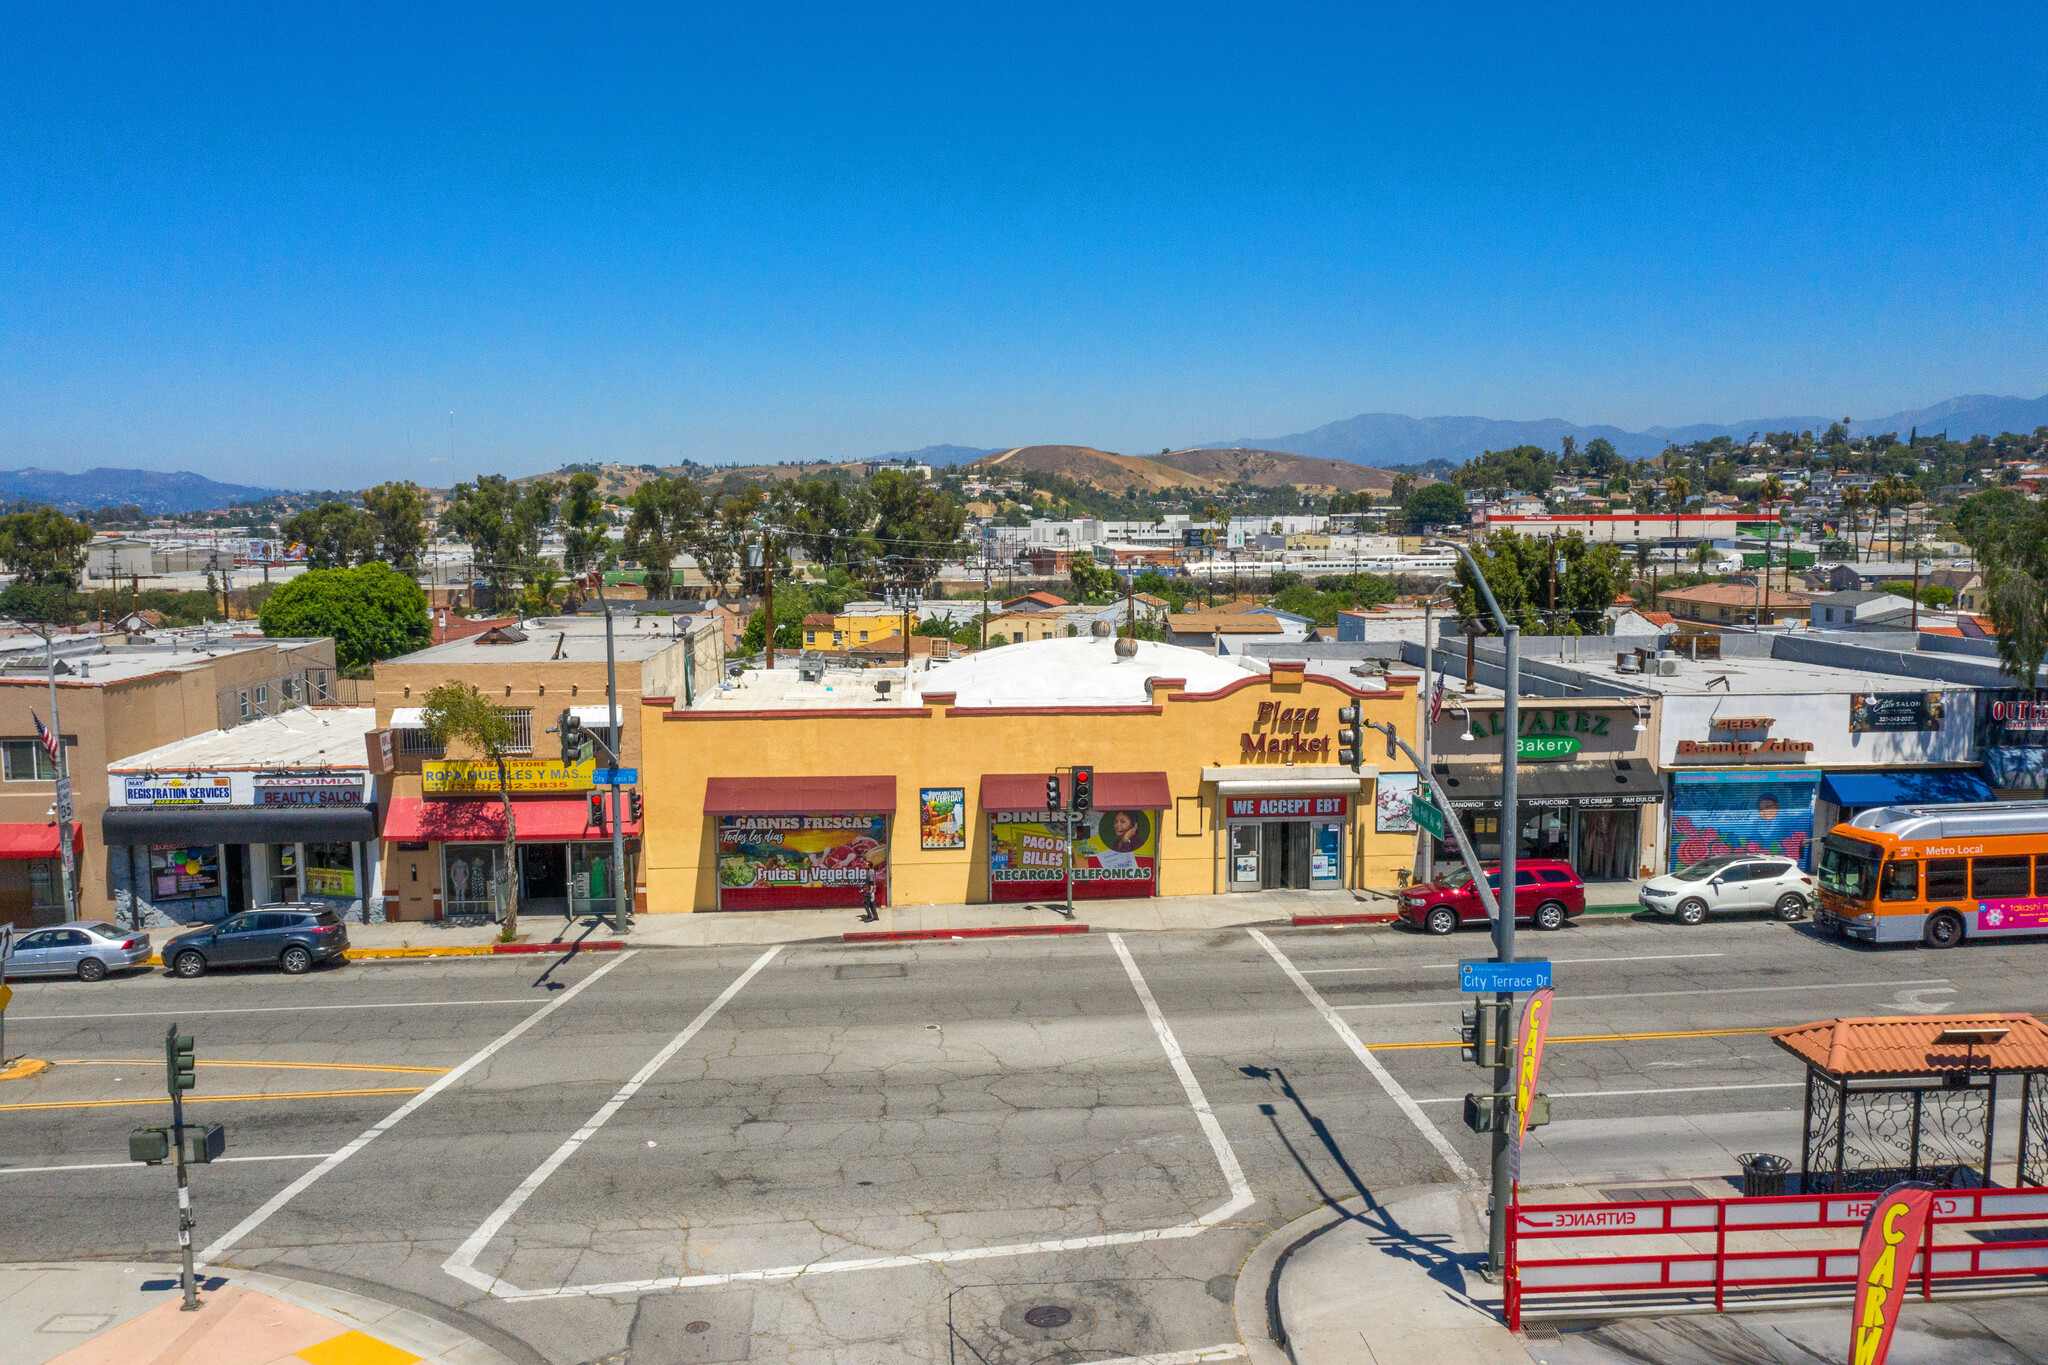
[423,758,595,794]
[1240,701,1332,762]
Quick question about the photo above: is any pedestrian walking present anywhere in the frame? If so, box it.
[860,880,878,922]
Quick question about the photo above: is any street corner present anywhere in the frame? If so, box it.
[1,1057,54,1081]
[0,1261,513,1365]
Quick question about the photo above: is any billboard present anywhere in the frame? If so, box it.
[716,814,888,910]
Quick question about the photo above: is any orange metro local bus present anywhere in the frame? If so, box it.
[1814,801,2048,948]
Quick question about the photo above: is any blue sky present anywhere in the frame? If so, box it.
[3,3,2045,485]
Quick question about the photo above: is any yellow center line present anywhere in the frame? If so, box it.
[54,1059,450,1075]
[0,1087,428,1112]
[1368,1025,1780,1051]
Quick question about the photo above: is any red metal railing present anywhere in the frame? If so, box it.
[1505,1186,2048,1329]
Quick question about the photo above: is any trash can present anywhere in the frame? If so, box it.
[1738,1152,1790,1197]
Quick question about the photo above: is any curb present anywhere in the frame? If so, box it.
[144,940,628,966]
[1290,912,1398,927]
[842,924,1091,943]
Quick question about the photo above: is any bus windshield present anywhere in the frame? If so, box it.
[1818,835,1882,902]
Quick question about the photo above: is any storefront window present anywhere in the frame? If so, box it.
[716,815,887,910]
[305,842,357,899]
[269,844,298,901]
[152,845,221,900]
[1519,808,1571,861]
[571,843,627,916]
[989,810,1158,902]
[444,844,504,917]
[28,858,57,907]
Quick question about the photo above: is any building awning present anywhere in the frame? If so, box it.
[1820,769,1995,809]
[389,707,425,728]
[981,772,1171,811]
[567,704,624,731]
[0,823,82,859]
[381,796,640,843]
[103,805,377,846]
[1201,765,1371,798]
[703,777,896,816]
[1772,1013,2048,1078]
[1434,761,1663,811]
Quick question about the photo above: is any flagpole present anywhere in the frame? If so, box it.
[43,633,75,923]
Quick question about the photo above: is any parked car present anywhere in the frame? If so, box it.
[4,921,152,982]
[1397,860,1586,935]
[1637,855,1812,924]
[161,907,350,978]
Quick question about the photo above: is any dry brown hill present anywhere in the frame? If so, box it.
[971,444,1415,496]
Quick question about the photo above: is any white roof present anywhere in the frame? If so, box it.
[568,703,623,730]
[389,706,425,728]
[109,707,377,772]
[921,636,1264,707]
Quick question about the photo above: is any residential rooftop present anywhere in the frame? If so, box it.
[0,631,324,687]
[384,614,700,666]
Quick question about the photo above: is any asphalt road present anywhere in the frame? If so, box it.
[3,913,2041,1364]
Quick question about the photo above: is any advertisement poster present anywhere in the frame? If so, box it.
[1849,692,1943,733]
[150,845,221,898]
[717,814,888,910]
[919,788,966,849]
[124,777,233,806]
[423,758,594,794]
[305,865,357,897]
[1376,773,1419,833]
[988,808,1158,902]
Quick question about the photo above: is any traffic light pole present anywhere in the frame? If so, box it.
[604,605,630,934]
[166,1025,197,1311]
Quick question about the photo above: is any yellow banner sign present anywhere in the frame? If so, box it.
[423,758,595,794]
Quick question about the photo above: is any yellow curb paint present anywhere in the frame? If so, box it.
[0,1086,426,1112]
[1368,1025,1779,1052]
[0,1058,52,1081]
[57,1059,450,1075]
[296,1329,423,1365]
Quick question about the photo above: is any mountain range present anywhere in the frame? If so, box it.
[1213,392,2048,468]
[969,445,1406,496]
[0,467,279,514]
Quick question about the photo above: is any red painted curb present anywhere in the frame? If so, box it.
[842,924,1091,943]
[1290,912,1399,926]
[493,940,630,954]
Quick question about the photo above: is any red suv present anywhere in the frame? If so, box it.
[1397,860,1586,935]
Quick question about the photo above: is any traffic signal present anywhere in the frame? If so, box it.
[1072,766,1094,816]
[129,1126,171,1164]
[166,1030,195,1093]
[1337,705,1363,772]
[1460,1003,1489,1066]
[183,1122,227,1164]
[589,793,606,828]
[559,711,586,766]
[1046,773,1063,811]
[629,790,643,823]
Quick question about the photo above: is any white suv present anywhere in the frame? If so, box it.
[1639,855,1813,924]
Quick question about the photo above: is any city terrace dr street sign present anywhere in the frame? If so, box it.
[1461,960,1553,993]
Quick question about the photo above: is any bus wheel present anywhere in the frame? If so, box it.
[1924,911,1964,949]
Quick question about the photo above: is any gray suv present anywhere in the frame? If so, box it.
[163,907,350,977]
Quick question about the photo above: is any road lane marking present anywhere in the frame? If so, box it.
[1331,977,1950,1010]
[197,950,633,1267]
[1413,1081,1803,1104]
[1300,952,1728,974]
[55,1059,449,1075]
[1,1153,336,1175]
[1089,1347,1248,1364]
[443,935,1259,1300]
[1371,1025,1781,1051]
[1248,927,1476,1184]
[12,999,548,1022]
[1,1087,426,1112]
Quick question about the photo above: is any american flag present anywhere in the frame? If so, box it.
[1428,677,1446,725]
[32,710,58,764]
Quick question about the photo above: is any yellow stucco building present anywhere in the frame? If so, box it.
[639,637,1420,912]
[800,612,911,650]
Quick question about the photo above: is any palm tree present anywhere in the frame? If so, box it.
[422,682,524,938]
[1760,474,1784,510]
[1841,487,1865,561]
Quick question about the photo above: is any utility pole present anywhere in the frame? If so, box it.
[604,604,631,934]
[982,540,991,651]
[44,631,75,922]
[762,527,775,670]
[1419,598,1435,884]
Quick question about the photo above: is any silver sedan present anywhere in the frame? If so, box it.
[5,921,153,982]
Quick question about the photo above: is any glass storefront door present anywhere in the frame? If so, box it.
[1574,809,1640,881]
[570,843,628,918]
[519,843,569,912]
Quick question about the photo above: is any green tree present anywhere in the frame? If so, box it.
[440,475,558,606]
[1954,488,2029,546]
[420,681,524,937]
[865,470,967,587]
[257,562,432,670]
[623,477,709,599]
[774,479,872,573]
[1582,438,1624,478]
[1452,530,1624,635]
[1403,482,1466,526]
[1389,474,1416,505]
[560,471,614,581]
[1068,552,1116,603]
[361,481,428,570]
[1453,445,1557,496]
[0,507,91,587]
[282,501,375,569]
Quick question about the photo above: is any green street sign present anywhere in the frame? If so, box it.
[1410,791,1446,839]
[1518,734,1582,759]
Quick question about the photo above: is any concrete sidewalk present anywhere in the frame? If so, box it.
[0,1261,512,1365]
[1237,1185,1533,1365]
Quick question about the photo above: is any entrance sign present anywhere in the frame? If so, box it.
[1461,960,1552,993]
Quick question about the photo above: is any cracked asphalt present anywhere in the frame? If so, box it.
[4,914,2043,1364]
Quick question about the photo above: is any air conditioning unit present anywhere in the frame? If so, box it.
[1657,657,1683,677]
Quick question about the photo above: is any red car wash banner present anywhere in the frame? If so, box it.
[1508,987,1553,1183]
[1851,1183,1935,1365]
[716,814,887,910]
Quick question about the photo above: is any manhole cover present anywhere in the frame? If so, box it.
[684,1321,710,1334]
[1023,1305,1073,1329]
[1000,1298,1094,1341]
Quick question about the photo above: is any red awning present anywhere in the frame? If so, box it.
[704,776,897,815]
[382,796,641,843]
[0,823,82,859]
[980,772,1171,810]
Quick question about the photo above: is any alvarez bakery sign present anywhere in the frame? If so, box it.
[1674,715,1815,762]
